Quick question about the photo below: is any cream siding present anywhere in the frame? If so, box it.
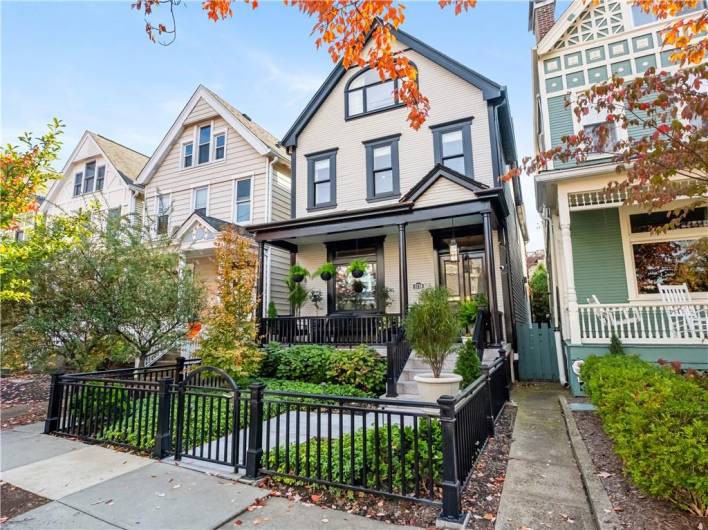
[294,44,494,218]
[412,178,478,209]
[268,245,291,315]
[186,97,219,124]
[294,244,328,317]
[271,167,292,222]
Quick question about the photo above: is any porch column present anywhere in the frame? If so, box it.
[256,241,266,319]
[558,194,582,345]
[398,223,408,315]
[482,211,500,345]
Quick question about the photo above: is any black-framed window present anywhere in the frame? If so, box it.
[96,165,106,191]
[198,125,211,164]
[364,134,400,201]
[432,118,474,177]
[306,149,337,210]
[73,172,83,196]
[326,237,385,313]
[83,161,96,193]
[345,66,413,119]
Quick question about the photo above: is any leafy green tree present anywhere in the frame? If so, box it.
[529,263,550,323]
[5,210,204,370]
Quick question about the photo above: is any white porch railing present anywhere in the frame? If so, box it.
[579,302,708,344]
[144,332,203,366]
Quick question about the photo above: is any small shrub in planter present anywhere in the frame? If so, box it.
[346,259,368,278]
[328,344,386,396]
[454,339,481,387]
[288,264,309,283]
[314,262,336,281]
[581,355,708,516]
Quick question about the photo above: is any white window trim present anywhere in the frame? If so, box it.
[192,184,210,216]
[95,164,107,191]
[180,122,228,172]
[213,131,227,161]
[181,141,194,170]
[618,202,708,301]
[232,176,254,225]
[154,192,173,236]
[197,121,213,166]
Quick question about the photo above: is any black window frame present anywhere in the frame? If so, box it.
[431,118,474,178]
[306,148,338,211]
[83,161,96,193]
[364,134,401,202]
[344,66,416,120]
[73,172,83,197]
[96,165,106,191]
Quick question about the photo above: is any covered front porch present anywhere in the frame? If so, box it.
[251,190,511,348]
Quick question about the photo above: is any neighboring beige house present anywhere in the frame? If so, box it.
[134,85,292,313]
[251,25,530,397]
[530,0,707,393]
[41,131,148,222]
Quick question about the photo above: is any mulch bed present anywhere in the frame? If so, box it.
[0,373,50,429]
[259,404,517,528]
[0,481,51,522]
[573,410,706,529]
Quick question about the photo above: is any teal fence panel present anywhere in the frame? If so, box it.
[517,323,560,382]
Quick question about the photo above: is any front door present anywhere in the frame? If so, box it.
[439,251,485,302]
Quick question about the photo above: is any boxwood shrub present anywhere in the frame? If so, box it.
[581,355,708,516]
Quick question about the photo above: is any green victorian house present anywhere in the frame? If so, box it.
[529,0,707,394]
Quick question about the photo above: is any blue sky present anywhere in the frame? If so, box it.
[2,0,545,249]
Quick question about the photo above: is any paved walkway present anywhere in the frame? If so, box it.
[0,422,416,530]
[495,384,595,530]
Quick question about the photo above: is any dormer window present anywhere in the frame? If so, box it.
[345,67,413,119]
[198,125,211,164]
[183,142,193,168]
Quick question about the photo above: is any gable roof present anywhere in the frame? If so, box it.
[173,210,250,242]
[136,85,288,185]
[400,164,489,203]
[43,131,148,210]
[535,0,590,55]
[281,24,506,148]
[89,132,149,186]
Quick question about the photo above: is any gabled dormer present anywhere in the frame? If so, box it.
[42,131,148,219]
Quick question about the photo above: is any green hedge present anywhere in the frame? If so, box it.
[581,355,708,516]
[265,418,442,496]
[261,343,385,395]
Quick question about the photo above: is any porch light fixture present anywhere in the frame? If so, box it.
[449,218,459,262]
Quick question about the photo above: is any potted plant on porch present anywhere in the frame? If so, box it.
[314,262,336,281]
[346,259,368,279]
[288,264,309,283]
[404,286,463,402]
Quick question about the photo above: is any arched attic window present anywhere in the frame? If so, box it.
[345,65,416,119]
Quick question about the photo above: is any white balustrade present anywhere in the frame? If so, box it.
[579,302,708,344]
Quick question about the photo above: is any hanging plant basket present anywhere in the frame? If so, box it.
[352,280,364,293]
[288,264,309,284]
[351,270,364,279]
[291,274,305,283]
[314,262,336,282]
[347,259,368,279]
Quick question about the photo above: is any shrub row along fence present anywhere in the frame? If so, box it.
[45,353,510,523]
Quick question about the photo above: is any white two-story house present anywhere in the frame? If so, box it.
[41,131,148,223]
[134,85,292,313]
[251,26,530,386]
[529,0,707,394]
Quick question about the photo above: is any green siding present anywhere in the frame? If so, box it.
[565,343,708,396]
[570,209,628,304]
[626,93,654,141]
[547,95,575,169]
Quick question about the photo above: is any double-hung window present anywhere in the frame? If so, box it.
[198,125,211,164]
[83,161,96,193]
[73,172,83,196]
[364,135,400,201]
[96,165,106,191]
[306,149,337,210]
[156,194,171,235]
[583,121,617,156]
[214,133,226,160]
[193,186,208,216]
[432,119,474,177]
[183,142,193,168]
[234,178,252,223]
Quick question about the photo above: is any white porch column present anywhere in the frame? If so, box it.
[558,193,582,345]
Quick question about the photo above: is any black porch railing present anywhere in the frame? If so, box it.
[260,314,402,345]
[472,309,490,361]
[45,352,512,524]
[385,328,412,397]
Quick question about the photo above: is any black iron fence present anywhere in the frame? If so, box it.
[385,329,412,397]
[260,314,403,345]
[45,352,511,523]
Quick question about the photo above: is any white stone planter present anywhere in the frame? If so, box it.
[413,373,463,402]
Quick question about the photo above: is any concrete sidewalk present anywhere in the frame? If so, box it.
[1,423,416,530]
[495,384,595,530]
